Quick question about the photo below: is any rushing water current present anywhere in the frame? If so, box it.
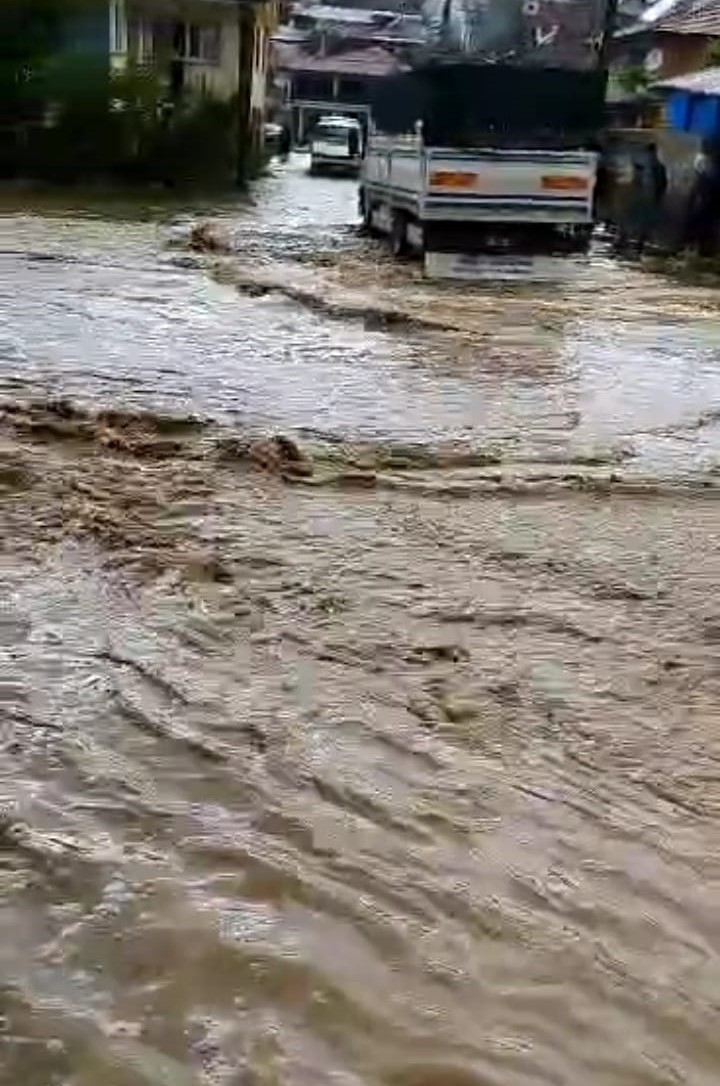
[0,156,719,1086]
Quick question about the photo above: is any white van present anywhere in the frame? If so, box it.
[309,116,362,177]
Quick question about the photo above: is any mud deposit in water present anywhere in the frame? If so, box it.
[1,158,720,1085]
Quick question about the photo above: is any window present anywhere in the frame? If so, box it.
[181,24,222,64]
[136,19,154,62]
[253,28,264,72]
[338,78,364,102]
[314,123,350,144]
[110,0,128,54]
[297,74,334,99]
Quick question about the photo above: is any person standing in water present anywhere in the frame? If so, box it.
[625,143,667,253]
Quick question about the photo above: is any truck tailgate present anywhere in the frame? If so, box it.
[423,149,597,223]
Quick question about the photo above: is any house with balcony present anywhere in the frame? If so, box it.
[272,2,424,140]
[612,0,720,84]
[69,0,281,148]
[274,41,407,139]
[607,0,720,125]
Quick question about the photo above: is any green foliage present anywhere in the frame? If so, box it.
[704,39,720,68]
[0,0,93,119]
[20,70,241,187]
[146,98,240,188]
[0,1,248,189]
[617,65,650,95]
[0,0,76,67]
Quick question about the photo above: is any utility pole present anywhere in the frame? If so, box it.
[236,0,256,182]
[598,0,620,73]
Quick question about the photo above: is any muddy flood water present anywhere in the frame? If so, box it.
[1,155,719,1086]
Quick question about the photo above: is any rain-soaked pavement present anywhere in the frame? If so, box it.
[1,154,719,1086]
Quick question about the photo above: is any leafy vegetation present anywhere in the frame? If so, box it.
[704,39,720,68]
[0,0,250,188]
[617,65,651,95]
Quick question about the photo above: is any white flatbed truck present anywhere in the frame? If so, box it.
[358,63,604,281]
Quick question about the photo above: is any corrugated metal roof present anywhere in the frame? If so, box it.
[299,5,383,23]
[290,5,424,35]
[638,0,681,24]
[655,63,720,89]
[273,41,405,74]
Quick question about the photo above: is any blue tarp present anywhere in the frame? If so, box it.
[668,89,720,138]
[668,91,691,130]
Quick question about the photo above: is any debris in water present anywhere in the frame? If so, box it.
[189,222,232,254]
[217,434,314,479]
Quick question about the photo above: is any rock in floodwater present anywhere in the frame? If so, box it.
[441,698,480,725]
[248,436,313,478]
[217,434,314,479]
[407,696,443,729]
[189,222,231,254]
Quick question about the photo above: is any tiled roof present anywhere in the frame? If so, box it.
[298,5,385,24]
[620,0,720,34]
[655,0,720,33]
[288,6,425,39]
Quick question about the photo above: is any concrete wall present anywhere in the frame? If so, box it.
[182,9,241,99]
[251,25,268,111]
[248,2,288,140]
[116,1,246,100]
[606,127,701,191]
[602,126,702,244]
[179,0,281,111]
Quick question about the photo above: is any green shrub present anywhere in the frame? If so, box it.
[0,2,251,189]
[12,68,246,188]
[133,96,240,188]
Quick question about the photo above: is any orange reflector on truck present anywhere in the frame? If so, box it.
[541,175,588,191]
[429,171,477,188]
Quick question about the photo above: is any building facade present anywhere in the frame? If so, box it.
[70,0,280,146]
[272,2,423,141]
[274,42,405,140]
[613,0,720,81]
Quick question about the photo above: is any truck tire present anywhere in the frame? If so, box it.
[390,212,410,258]
[359,190,373,234]
[573,224,594,252]
[360,193,385,239]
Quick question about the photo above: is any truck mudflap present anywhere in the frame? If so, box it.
[424,250,591,282]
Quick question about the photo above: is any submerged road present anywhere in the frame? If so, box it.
[0,155,719,1086]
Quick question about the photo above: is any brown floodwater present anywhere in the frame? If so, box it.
[1,155,719,1086]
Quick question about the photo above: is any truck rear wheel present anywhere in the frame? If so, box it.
[359,192,382,238]
[390,212,410,258]
[571,224,594,252]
